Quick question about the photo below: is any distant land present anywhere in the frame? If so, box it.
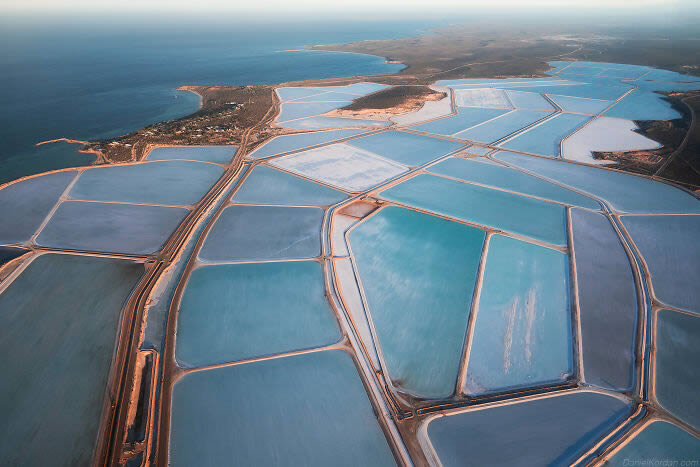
[77,22,700,189]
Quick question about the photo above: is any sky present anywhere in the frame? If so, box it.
[2,0,698,27]
[2,0,696,13]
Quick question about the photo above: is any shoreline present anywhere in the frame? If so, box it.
[175,86,204,109]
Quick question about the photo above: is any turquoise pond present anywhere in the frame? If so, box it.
[280,116,391,130]
[36,201,189,255]
[0,170,77,245]
[654,310,700,430]
[349,206,484,399]
[246,129,366,159]
[411,107,509,137]
[427,157,600,210]
[380,174,568,246]
[606,421,700,466]
[505,90,554,110]
[498,113,591,157]
[346,130,464,167]
[546,95,612,115]
[232,165,347,206]
[169,350,396,466]
[176,261,340,368]
[427,392,632,467]
[621,215,700,312]
[198,205,323,262]
[145,145,237,164]
[68,161,224,206]
[494,151,700,214]
[0,254,142,466]
[465,235,572,395]
[455,110,553,143]
[571,209,637,391]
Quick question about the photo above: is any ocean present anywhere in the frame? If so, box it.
[0,17,431,185]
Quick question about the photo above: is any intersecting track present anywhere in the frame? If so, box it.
[5,75,685,465]
[100,76,700,465]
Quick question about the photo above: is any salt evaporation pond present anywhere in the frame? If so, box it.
[349,206,484,399]
[0,254,143,466]
[176,261,340,367]
[169,350,396,466]
[232,165,347,206]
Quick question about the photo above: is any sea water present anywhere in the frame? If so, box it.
[0,17,429,184]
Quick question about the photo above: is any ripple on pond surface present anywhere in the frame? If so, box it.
[464,235,572,395]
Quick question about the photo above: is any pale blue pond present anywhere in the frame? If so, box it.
[198,205,323,262]
[563,62,648,79]
[169,350,396,466]
[427,157,600,210]
[69,161,224,206]
[0,253,143,466]
[349,206,484,399]
[494,151,700,214]
[606,421,700,466]
[655,309,700,430]
[498,84,629,101]
[555,73,637,88]
[604,90,682,121]
[465,235,571,395]
[276,101,348,122]
[291,91,361,102]
[0,170,77,245]
[281,116,391,130]
[176,261,340,367]
[456,110,553,143]
[145,145,237,163]
[435,77,561,86]
[621,215,700,312]
[342,82,390,95]
[346,130,464,166]
[276,87,329,101]
[546,95,612,115]
[380,174,568,246]
[247,129,366,159]
[628,79,700,92]
[232,165,347,206]
[638,68,700,82]
[411,107,509,137]
[499,113,591,157]
[36,201,188,254]
[571,209,637,391]
[427,392,632,467]
[505,90,554,110]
